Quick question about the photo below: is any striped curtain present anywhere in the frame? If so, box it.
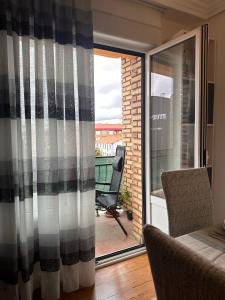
[0,0,95,299]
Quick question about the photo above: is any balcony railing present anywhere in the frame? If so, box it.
[95,156,114,192]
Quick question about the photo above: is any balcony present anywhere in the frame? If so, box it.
[95,156,138,257]
[94,50,143,257]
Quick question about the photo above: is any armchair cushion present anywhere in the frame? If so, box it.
[96,194,117,208]
[112,156,123,172]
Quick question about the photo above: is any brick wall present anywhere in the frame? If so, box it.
[121,57,142,241]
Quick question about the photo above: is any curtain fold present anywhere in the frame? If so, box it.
[0,0,95,299]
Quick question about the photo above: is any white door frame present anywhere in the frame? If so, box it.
[145,27,204,225]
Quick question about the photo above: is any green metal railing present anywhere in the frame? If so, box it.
[95,156,114,192]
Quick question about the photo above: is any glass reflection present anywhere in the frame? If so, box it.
[150,37,196,193]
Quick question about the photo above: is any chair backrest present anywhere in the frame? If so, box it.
[110,145,125,194]
[143,225,225,300]
[161,168,213,237]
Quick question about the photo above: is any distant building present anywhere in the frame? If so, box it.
[95,133,123,156]
[95,124,122,137]
[95,124,123,156]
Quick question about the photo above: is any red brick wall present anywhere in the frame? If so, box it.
[121,57,142,241]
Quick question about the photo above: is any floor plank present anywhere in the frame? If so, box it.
[35,254,155,300]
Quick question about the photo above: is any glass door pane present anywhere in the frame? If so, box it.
[150,37,196,194]
[145,26,208,232]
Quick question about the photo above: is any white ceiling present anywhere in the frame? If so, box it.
[137,0,225,19]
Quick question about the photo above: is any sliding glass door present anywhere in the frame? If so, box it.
[145,26,208,231]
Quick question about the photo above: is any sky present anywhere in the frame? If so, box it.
[94,54,122,124]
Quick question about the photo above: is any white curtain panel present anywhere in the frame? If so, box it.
[0,0,95,299]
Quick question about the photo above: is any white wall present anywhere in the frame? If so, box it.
[92,0,162,50]
[92,0,201,51]
[161,9,202,42]
[208,11,225,223]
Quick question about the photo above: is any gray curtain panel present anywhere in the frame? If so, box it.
[0,0,95,299]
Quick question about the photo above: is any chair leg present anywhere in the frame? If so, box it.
[108,208,128,236]
[96,208,100,217]
[96,201,128,236]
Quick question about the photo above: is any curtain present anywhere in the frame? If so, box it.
[0,0,95,299]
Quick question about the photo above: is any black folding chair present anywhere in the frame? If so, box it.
[96,145,127,236]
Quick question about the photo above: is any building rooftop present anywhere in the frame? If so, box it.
[96,134,122,144]
[95,124,122,131]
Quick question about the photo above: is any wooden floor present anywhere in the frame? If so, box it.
[60,254,155,300]
[34,254,155,300]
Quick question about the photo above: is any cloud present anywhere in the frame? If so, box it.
[94,54,122,122]
[112,93,121,107]
[98,119,122,124]
[97,82,119,94]
[95,107,121,121]
[95,90,121,109]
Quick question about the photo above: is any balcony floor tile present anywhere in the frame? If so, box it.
[96,209,138,257]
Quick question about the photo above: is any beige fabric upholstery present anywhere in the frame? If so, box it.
[143,225,225,300]
[161,168,213,237]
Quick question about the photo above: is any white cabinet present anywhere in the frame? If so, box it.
[150,195,169,234]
